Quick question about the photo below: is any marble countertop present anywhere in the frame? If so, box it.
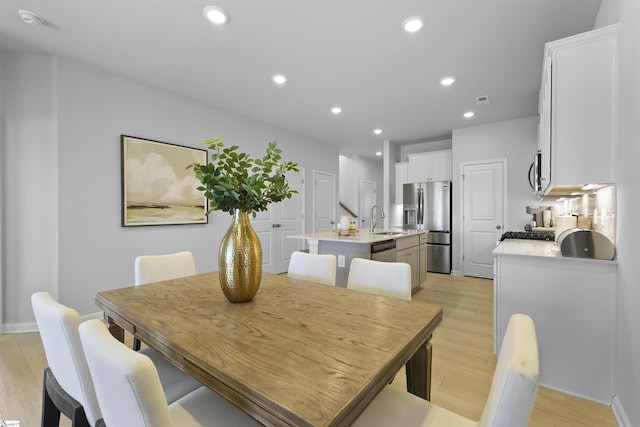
[493,239,616,263]
[288,228,426,244]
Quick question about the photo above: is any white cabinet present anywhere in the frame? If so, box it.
[396,235,421,290]
[395,162,408,204]
[494,251,616,403]
[407,150,451,183]
[539,24,618,194]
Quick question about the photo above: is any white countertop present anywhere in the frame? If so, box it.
[493,239,616,263]
[492,239,561,257]
[288,228,426,244]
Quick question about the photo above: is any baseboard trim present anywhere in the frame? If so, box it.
[2,322,38,334]
[2,311,103,334]
[612,394,632,427]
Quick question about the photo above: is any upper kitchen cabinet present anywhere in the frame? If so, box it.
[538,24,618,195]
[407,150,452,183]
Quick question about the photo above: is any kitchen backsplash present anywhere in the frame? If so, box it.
[564,185,615,243]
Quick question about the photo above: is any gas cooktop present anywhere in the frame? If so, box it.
[500,230,555,241]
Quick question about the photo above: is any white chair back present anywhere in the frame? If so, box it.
[31,292,102,426]
[347,258,412,300]
[352,313,539,427]
[288,251,337,286]
[79,319,173,427]
[135,251,196,285]
[478,313,539,427]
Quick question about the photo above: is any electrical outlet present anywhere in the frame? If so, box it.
[338,255,345,268]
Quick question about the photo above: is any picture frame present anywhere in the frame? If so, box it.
[121,135,208,226]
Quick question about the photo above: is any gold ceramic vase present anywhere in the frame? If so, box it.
[218,210,262,303]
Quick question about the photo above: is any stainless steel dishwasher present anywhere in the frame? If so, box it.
[371,239,396,262]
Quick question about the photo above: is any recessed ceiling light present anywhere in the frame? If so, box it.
[373,129,382,135]
[402,16,424,33]
[331,107,342,115]
[440,77,455,86]
[376,151,382,156]
[272,74,287,85]
[464,111,475,118]
[18,10,43,26]
[203,6,228,24]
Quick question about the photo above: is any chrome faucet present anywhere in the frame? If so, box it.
[370,204,385,232]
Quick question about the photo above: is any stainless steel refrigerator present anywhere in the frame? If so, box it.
[403,181,452,274]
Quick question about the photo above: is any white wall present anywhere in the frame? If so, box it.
[0,53,5,328]
[1,53,59,330]
[451,116,541,274]
[338,155,358,216]
[595,1,640,425]
[1,53,339,326]
[387,141,403,228]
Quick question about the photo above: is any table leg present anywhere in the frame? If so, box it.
[104,315,124,343]
[405,336,432,401]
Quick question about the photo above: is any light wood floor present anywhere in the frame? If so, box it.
[0,273,617,426]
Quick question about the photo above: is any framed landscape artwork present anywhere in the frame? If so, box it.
[121,135,208,226]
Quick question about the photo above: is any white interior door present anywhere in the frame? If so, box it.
[253,170,305,274]
[359,180,376,230]
[253,209,276,273]
[277,169,305,273]
[462,160,505,278]
[313,171,335,233]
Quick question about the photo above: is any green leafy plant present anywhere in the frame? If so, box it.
[188,136,299,216]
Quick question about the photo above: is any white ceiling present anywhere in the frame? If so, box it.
[0,0,601,159]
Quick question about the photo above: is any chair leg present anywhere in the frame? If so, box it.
[42,369,61,427]
[133,337,141,351]
[42,368,91,427]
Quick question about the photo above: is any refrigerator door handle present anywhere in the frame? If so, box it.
[417,188,423,226]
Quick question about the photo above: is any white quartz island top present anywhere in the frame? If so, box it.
[493,239,616,264]
[288,228,426,245]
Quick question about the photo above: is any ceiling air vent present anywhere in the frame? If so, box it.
[476,95,490,105]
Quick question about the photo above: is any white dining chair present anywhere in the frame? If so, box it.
[135,250,197,285]
[133,250,197,350]
[79,318,260,427]
[347,258,412,300]
[31,292,201,427]
[288,251,337,286]
[352,313,539,427]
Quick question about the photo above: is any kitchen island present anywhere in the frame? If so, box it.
[493,239,617,404]
[289,229,427,288]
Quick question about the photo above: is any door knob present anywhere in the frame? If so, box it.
[496,225,502,230]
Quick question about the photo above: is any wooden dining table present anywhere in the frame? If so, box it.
[95,272,443,427]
